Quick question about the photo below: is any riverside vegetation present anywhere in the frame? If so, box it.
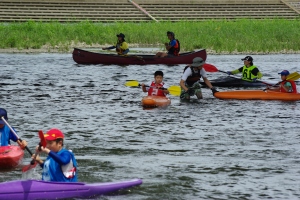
[0,19,300,53]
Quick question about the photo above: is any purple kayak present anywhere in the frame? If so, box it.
[0,178,142,200]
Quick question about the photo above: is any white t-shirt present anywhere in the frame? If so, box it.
[181,67,207,81]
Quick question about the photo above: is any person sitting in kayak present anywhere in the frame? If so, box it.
[180,57,218,100]
[102,33,129,55]
[267,70,298,93]
[155,31,180,58]
[0,108,27,148]
[141,71,169,96]
[33,128,77,182]
[227,56,263,82]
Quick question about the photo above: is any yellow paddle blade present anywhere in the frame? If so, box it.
[124,81,140,87]
[287,72,300,81]
[168,85,181,96]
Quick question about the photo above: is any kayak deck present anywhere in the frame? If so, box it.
[141,96,171,108]
[0,179,142,200]
[214,90,300,100]
[0,146,24,170]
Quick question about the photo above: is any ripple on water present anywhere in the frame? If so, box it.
[0,53,299,199]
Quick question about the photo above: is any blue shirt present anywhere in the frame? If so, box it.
[169,39,177,47]
[0,125,18,146]
[41,148,77,182]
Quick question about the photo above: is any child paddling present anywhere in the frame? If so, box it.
[141,71,169,96]
[32,128,77,182]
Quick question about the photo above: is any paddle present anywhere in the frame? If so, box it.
[125,80,181,96]
[264,72,300,91]
[0,116,33,156]
[22,130,46,173]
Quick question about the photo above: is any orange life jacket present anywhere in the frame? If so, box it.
[168,39,180,56]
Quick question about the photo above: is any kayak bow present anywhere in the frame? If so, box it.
[0,146,24,170]
[141,96,171,108]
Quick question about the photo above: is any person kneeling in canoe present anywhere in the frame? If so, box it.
[102,33,129,55]
[180,57,218,100]
[155,31,180,58]
[267,70,298,93]
[227,56,263,82]
[141,71,169,96]
[32,129,77,182]
[0,108,27,149]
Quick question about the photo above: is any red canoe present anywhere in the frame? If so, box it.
[72,48,207,65]
[0,146,24,169]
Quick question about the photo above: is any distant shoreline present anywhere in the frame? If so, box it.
[1,20,300,54]
[0,45,299,55]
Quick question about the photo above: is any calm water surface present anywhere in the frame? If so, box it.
[0,52,299,200]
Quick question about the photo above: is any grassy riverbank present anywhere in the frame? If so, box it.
[0,19,300,53]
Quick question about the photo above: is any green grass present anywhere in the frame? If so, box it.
[0,19,300,53]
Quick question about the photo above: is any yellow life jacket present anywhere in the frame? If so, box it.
[242,65,258,81]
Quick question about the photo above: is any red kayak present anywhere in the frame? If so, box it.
[0,146,24,169]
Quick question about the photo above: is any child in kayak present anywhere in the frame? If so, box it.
[0,108,27,148]
[267,70,297,93]
[33,128,77,182]
[141,71,169,96]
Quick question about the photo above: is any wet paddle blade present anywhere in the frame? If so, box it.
[168,85,181,96]
[203,63,218,72]
[287,72,300,81]
[125,81,140,87]
[38,130,46,148]
[22,162,38,173]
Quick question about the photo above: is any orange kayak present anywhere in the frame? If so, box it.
[214,90,300,101]
[141,96,171,107]
[0,146,24,169]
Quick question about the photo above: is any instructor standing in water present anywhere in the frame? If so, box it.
[180,57,218,100]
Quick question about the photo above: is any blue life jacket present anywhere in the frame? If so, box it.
[42,148,77,182]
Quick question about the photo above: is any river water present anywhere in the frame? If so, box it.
[0,52,299,200]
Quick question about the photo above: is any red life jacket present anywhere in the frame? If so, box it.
[280,80,297,93]
[148,81,166,96]
[168,39,180,56]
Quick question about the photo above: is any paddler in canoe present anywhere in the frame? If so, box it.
[266,70,298,93]
[180,57,218,100]
[226,56,263,82]
[155,31,180,58]
[141,71,169,96]
[32,128,77,182]
[102,33,129,55]
[0,108,27,149]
